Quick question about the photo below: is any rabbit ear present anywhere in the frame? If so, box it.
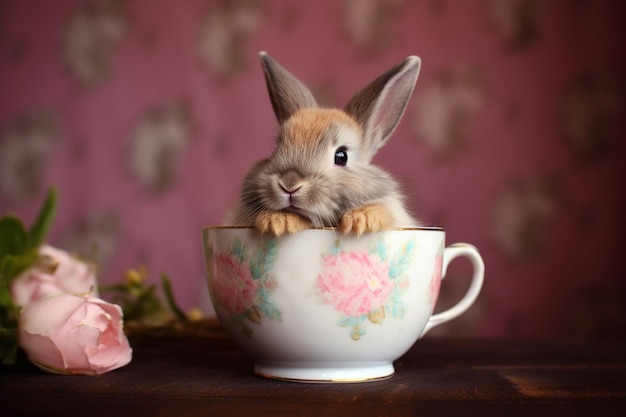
[345,56,421,153]
[260,51,318,125]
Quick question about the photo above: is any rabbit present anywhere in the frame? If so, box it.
[228,51,421,237]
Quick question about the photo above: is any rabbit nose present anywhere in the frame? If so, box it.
[279,171,303,195]
[279,183,302,195]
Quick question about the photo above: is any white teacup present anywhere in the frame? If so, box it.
[202,227,484,383]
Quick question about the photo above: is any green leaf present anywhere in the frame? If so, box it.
[0,217,39,302]
[0,187,56,284]
[0,186,57,366]
[161,274,187,321]
[26,187,57,250]
[0,251,38,287]
[0,216,28,259]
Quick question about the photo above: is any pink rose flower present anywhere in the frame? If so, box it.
[18,293,132,376]
[11,245,98,307]
[429,255,443,308]
[316,251,393,316]
[210,253,259,314]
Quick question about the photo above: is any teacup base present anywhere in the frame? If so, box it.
[253,361,395,383]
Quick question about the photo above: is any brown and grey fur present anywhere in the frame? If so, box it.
[228,51,421,236]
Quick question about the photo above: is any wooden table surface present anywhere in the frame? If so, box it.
[1,330,625,416]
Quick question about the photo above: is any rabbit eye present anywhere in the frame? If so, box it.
[334,146,348,166]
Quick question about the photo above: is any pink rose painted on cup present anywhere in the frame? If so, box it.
[207,238,282,337]
[18,293,132,376]
[210,253,259,315]
[316,251,393,317]
[315,238,416,340]
[11,245,98,307]
[429,254,443,308]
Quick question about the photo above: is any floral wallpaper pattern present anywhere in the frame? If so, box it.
[0,0,624,338]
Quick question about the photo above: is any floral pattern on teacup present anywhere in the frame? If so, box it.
[315,238,416,341]
[428,254,443,308]
[208,238,281,337]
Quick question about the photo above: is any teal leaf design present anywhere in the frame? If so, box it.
[370,238,388,262]
[319,237,416,341]
[338,315,366,328]
[255,273,282,321]
[330,239,342,256]
[249,238,278,279]
[257,299,282,321]
[230,238,247,263]
[337,316,368,341]
[388,238,416,279]
[387,296,407,320]
[219,238,283,337]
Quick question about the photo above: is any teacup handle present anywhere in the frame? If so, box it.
[420,243,485,336]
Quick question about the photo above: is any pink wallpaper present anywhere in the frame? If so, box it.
[0,0,624,338]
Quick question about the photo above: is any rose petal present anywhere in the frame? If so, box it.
[11,271,63,307]
[18,293,132,376]
[86,330,132,375]
[19,331,67,370]
[19,293,86,336]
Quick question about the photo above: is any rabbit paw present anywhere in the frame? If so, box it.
[339,204,394,235]
[255,211,312,236]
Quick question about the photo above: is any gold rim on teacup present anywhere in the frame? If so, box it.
[203,225,445,232]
